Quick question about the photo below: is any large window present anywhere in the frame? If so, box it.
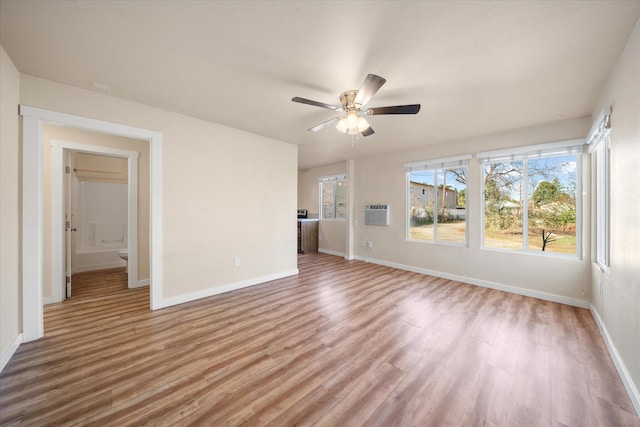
[405,155,469,245]
[319,175,347,220]
[588,110,611,269]
[479,140,583,255]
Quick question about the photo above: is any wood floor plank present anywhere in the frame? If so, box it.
[1,254,638,426]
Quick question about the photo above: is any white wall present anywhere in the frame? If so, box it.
[20,74,298,304]
[0,45,21,369]
[298,161,347,256]
[352,116,592,306]
[590,18,640,412]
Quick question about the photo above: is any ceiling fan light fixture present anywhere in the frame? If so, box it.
[346,111,359,129]
[336,117,348,133]
[357,116,370,132]
[335,111,370,135]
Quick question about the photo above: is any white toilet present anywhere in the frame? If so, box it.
[118,249,128,273]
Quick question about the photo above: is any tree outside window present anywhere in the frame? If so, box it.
[482,154,579,254]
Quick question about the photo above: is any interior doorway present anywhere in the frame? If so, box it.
[50,140,140,302]
[20,105,164,342]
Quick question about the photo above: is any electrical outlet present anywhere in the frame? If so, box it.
[366,241,373,249]
[234,257,240,267]
[360,240,366,248]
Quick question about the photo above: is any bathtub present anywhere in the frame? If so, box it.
[74,247,127,273]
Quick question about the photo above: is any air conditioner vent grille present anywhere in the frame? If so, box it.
[365,204,390,226]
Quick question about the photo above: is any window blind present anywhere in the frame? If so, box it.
[586,106,611,153]
[476,139,584,163]
[317,174,346,182]
[404,154,471,172]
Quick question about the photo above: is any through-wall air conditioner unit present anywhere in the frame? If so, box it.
[365,204,390,226]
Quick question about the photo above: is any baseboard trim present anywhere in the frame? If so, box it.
[590,305,640,416]
[74,261,127,273]
[157,269,299,309]
[318,248,345,257]
[43,296,57,305]
[0,333,23,373]
[130,278,150,288]
[354,256,590,309]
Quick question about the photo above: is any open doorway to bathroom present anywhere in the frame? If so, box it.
[46,124,150,309]
[67,152,129,296]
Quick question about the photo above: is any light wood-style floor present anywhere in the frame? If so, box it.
[1,254,638,426]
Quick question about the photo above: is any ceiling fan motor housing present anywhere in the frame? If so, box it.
[340,90,361,112]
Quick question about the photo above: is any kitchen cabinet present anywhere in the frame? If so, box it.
[297,219,318,253]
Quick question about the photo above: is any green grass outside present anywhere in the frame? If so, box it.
[409,222,465,243]
[410,222,576,254]
[484,228,576,253]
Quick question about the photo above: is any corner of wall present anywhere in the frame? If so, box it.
[590,304,640,416]
[0,45,22,372]
[0,333,22,373]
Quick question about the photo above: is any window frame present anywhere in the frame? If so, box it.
[591,130,611,270]
[586,107,611,270]
[404,155,470,246]
[478,139,583,258]
[319,174,347,221]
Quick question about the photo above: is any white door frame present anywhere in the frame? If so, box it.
[20,105,164,342]
[51,141,140,301]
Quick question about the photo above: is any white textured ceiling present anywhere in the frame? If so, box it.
[1,1,639,169]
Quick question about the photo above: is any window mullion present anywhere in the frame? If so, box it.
[406,175,410,240]
[433,169,438,242]
[575,153,583,259]
[333,182,338,218]
[522,160,529,250]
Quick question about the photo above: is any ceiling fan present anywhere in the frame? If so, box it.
[292,74,420,137]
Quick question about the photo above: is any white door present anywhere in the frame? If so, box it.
[64,151,73,298]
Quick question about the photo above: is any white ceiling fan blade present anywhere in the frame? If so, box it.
[354,74,386,107]
[292,97,341,111]
[309,116,343,132]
